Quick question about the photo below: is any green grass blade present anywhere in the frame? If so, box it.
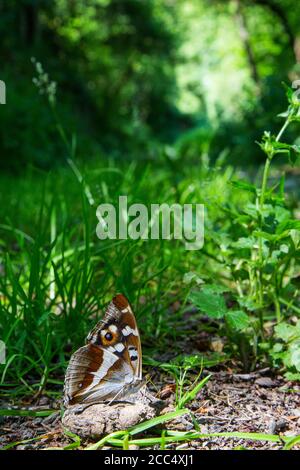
[1,435,47,450]
[178,374,211,408]
[91,430,293,449]
[128,408,189,436]
[0,409,57,417]
[63,430,81,450]
[167,430,289,443]
[283,435,300,450]
[85,431,127,451]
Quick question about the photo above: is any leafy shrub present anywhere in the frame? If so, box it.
[270,320,300,380]
[189,85,300,372]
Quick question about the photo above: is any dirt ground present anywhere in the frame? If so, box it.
[166,370,300,450]
[1,369,299,450]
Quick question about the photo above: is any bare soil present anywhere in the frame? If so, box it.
[1,369,299,450]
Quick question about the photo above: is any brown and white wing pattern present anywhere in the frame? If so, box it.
[63,294,142,406]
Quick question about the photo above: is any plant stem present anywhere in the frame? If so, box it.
[259,155,272,209]
[257,116,290,320]
[259,116,290,219]
[274,296,281,323]
[276,118,290,143]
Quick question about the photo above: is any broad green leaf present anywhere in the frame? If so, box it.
[231,237,255,250]
[277,219,300,233]
[284,372,300,381]
[290,343,300,371]
[225,310,250,330]
[275,322,300,342]
[243,203,259,219]
[183,272,205,285]
[189,288,227,319]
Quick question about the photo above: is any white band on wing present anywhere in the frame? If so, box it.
[122,325,139,336]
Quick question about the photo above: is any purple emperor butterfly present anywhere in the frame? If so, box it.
[64,294,142,407]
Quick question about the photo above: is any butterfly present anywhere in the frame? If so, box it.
[64,294,142,407]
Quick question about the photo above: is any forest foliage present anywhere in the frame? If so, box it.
[1,0,300,169]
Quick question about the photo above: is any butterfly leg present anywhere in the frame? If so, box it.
[73,403,95,414]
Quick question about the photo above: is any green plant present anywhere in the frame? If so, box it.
[146,354,211,409]
[189,85,300,371]
[254,85,300,319]
[249,87,300,314]
[188,285,257,370]
[230,85,300,321]
[270,320,300,380]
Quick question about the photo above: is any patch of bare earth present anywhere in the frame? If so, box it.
[164,370,300,450]
[1,371,299,450]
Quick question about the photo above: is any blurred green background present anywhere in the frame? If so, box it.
[1,0,300,171]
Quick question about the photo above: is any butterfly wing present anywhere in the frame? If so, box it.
[64,294,142,406]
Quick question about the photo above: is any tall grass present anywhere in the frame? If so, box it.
[0,156,240,398]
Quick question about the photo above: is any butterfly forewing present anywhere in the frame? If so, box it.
[112,294,142,380]
[64,294,142,406]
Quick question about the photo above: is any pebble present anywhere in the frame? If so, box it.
[255,377,275,388]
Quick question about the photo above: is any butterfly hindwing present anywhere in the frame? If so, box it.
[64,294,142,406]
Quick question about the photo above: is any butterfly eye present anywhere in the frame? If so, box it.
[105,332,113,341]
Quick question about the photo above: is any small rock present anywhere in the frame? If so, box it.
[255,377,275,388]
[38,396,50,406]
[268,419,287,434]
[22,430,34,439]
[43,411,60,425]
[210,338,224,353]
[233,373,254,382]
[161,405,175,414]
[176,443,189,449]
[33,418,43,425]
